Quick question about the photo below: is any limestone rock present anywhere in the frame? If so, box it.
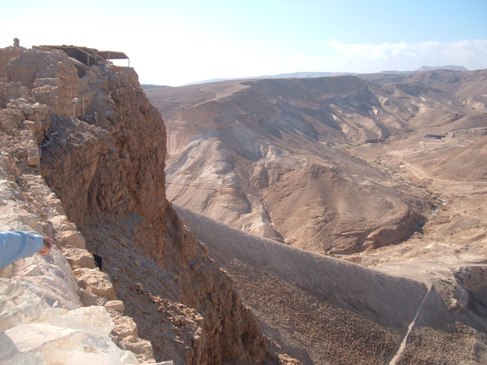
[77,287,103,306]
[112,313,139,338]
[0,277,48,331]
[62,245,96,269]
[0,252,142,364]
[39,306,115,335]
[50,214,77,232]
[0,249,82,324]
[74,267,116,301]
[116,335,154,361]
[105,299,125,314]
[1,322,138,365]
[58,229,86,248]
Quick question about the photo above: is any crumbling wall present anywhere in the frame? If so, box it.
[0,81,29,108]
[0,46,23,82]
[7,49,80,116]
[0,47,29,107]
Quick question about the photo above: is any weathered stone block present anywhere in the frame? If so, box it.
[74,267,117,300]
[58,230,85,248]
[62,246,96,269]
[105,299,125,313]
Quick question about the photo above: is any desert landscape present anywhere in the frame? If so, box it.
[145,70,487,256]
[0,40,486,365]
[145,68,487,363]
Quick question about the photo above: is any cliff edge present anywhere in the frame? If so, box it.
[0,46,287,364]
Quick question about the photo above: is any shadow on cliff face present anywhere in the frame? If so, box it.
[455,266,487,319]
[35,49,284,364]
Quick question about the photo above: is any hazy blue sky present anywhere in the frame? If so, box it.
[2,0,486,85]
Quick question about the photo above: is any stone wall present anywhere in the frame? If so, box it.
[0,46,23,82]
[0,81,29,107]
[0,47,29,107]
[7,49,80,116]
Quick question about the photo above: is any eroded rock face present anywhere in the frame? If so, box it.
[455,266,487,318]
[0,47,157,365]
[0,46,24,82]
[15,47,276,364]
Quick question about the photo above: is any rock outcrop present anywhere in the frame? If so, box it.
[0,96,153,363]
[0,46,283,364]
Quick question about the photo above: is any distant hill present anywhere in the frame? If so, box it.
[258,71,355,79]
[417,65,468,72]
[145,68,487,255]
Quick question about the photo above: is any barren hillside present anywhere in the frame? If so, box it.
[145,70,487,254]
[175,205,487,365]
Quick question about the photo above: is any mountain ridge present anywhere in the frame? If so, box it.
[145,69,487,256]
[146,65,469,87]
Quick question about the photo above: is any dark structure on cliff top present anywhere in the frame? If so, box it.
[40,45,129,67]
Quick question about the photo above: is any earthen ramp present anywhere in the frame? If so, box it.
[176,205,487,365]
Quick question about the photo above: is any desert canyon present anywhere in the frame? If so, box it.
[0,42,486,365]
[146,68,487,363]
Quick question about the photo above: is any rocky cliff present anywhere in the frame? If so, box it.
[0,46,285,364]
[0,48,154,363]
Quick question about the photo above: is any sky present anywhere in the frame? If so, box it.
[1,0,487,86]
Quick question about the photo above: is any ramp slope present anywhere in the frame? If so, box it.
[176,206,487,364]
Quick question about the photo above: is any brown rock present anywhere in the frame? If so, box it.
[77,287,103,306]
[50,215,77,232]
[112,313,139,338]
[62,246,96,269]
[105,299,125,314]
[38,49,273,364]
[74,267,116,300]
[58,230,86,248]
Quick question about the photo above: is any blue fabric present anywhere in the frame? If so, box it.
[0,231,44,269]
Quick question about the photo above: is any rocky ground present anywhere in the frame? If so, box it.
[176,205,487,365]
[0,97,154,364]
